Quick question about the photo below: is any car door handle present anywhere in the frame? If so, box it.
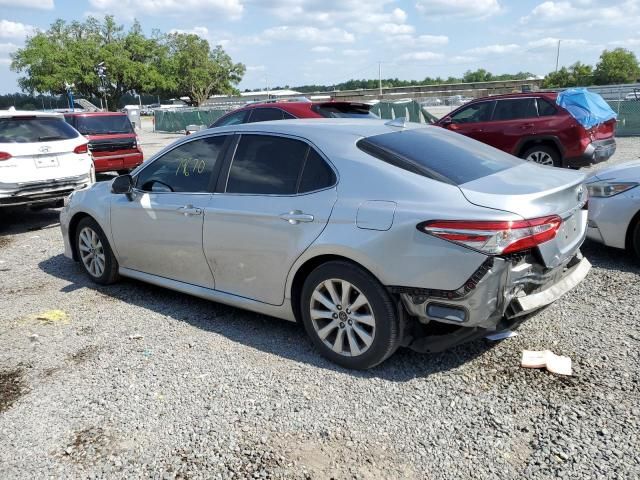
[177,205,203,216]
[279,210,314,224]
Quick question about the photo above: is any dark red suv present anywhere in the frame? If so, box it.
[64,112,144,174]
[435,92,616,168]
[210,100,376,127]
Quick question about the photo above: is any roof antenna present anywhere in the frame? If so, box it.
[385,117,407,128]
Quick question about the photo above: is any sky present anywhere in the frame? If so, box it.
[0,0,639,94]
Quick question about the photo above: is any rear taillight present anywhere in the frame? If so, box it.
[418,216,563,255]
[74,143,89,154]
[0,152,11,161]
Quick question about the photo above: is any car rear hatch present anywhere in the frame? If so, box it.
[458,162,587,267]
[590,118,616,140]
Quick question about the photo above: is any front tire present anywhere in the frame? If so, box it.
[75,217,120,285]
[521,145,561,167]
[300,261,401,369]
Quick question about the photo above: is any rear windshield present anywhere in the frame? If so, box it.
[357,127,522,185]
[0,117,79,143]
[313,103,378,119]
[74,115,134,135]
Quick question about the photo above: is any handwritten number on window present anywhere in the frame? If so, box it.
[176,158,207,177]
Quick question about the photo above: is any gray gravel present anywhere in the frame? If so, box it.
[0,138,639,479]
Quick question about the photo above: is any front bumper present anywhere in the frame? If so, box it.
[396,252,590,331]
[565,138,616,167]
[0,175,92,207]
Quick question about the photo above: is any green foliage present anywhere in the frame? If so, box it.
[542,62,593,88]
[10,16,244,109]
[594,48,640,85]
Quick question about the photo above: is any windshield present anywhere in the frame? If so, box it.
[357,127,522,185]
[75,115,134,135]
[313,103,378,119]
[0,117,79,143]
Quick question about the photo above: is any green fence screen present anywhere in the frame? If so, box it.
[154,108,227,132]
[370,101,438,124]
[608,100,640,136]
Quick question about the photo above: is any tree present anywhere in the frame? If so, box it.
[594,48,640,85]
[165,33,245,106]
[542,62,593,88]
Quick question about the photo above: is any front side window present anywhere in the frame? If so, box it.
[227,135,330,195]
[0,117,79,143]
[248,108,284,123]
[449,101,495,124]
[492,99,538,121]
[136,136,227,193]
[212,110,249,127]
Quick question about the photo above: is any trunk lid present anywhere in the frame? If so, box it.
[459,162,588,267]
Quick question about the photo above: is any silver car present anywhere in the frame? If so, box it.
[586,161,640,259]
[60,119,591,369]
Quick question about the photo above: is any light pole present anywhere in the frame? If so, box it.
[96,62,108,111]
[64,82,75,111]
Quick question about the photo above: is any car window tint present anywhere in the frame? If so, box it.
[492,99,538,121]
[226,135,309,195]
[248,108,284,123]
[282,110,296,119]
[213,110,248,127]
[0,117,79,143]
[357,127,521,186]
[313,104,377,118]
[75,115,134,134]
[450,101,495,124]
[537,98,557,116]
[298,149,335,193]
[136,136,227,193]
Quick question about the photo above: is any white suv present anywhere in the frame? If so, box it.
[0,109,94,208]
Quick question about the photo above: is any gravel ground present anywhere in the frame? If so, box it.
[0,137,639,479]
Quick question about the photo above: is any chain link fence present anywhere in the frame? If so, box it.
[153,107,228,133]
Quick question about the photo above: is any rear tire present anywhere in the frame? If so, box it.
[521,145,561,167]
[75,217,120,285]
[300,261,401,369]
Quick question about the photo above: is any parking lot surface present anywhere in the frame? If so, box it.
[0,136,639,479]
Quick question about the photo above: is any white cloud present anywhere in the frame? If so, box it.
[521,1,634,26]
[610,38,640,47]
[467,43,520,55]
[0,57,11,65]
[0,19,35,39]
[0,42,19,54]
[399,51,445,61]
[314,57,339,64]
[169,26,210,37]
[89,0,243,20]
[311,45,333,53]
[263,25,355,44]
[246,65,266,72]
[527,37,589,49]
[0,0,53,9]
[342,49,369,56]
[416,0,501,18]
[379,23,414,35]
[392,34,449,47]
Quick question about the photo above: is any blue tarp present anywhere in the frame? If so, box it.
[556,88,617,129]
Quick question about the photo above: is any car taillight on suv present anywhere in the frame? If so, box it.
[74,143,89,154]
[0,152,11,161]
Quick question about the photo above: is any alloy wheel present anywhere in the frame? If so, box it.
[309,279,376,357]
[526,151,554,166]
[78,226,106,278]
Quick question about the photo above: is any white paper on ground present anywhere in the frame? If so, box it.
[521,350,572,375]
[485,330,518,341]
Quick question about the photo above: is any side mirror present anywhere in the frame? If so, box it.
[440,117,453,126]
[111,174,133,195]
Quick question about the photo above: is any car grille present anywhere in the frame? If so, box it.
[89,139,135,152]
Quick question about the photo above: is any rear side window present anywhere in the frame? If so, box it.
[537,98,557,116]
[357,127,522,185]
[212,110,249,127]
[299,149,336,193]
[0,117,79,143]
[226,135,309,195]
[312,103,377,118]
[75,115,133,134]
[450,101,495,124]
[492,99,538,121]
[248,108,285,123]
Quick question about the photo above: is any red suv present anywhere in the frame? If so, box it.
[435,92,616,168]
[210,100,376,127]
[64,112,143,174]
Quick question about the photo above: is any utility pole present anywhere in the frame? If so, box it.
[378,61,382,97]
[555,40,561,72]
[265,74,270,99]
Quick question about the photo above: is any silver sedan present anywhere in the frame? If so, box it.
[60,119,591,369]
[586,161,640,259]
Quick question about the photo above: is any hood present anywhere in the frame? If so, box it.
[590,160,640,182]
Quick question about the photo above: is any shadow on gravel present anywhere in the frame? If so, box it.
[0,206,61,236]
[581,240,640,274]
[39,253,498,382]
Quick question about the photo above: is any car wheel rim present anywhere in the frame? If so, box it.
[526,151,554,166]
[78,226,106,278]
[309,279,376,357]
